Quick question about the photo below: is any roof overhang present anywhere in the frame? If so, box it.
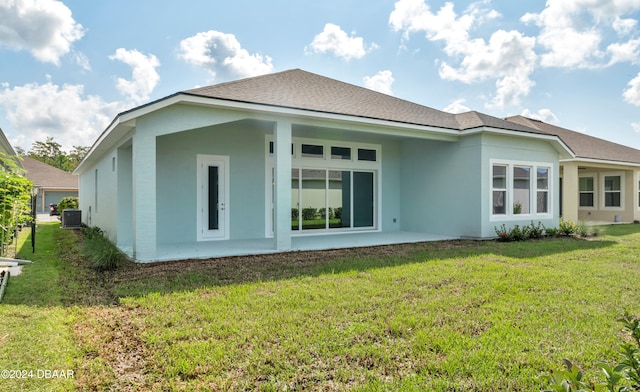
[75,93,463,174]
[461,126,575,160]
[560,157,640,168]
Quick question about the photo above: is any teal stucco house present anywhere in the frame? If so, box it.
[74,69,639,262]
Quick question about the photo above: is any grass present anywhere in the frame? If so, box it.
[1,222,640,390]
[0,222,78,392]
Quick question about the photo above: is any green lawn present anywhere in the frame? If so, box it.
[1,222,640,390]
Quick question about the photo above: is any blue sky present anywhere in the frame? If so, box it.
[1,0,639,152]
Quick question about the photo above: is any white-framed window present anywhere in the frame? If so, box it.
[490,160,553,219]
[637,172,640,209]
[579,176,596,208]
[536,167,549,213]
[601,172,624,210]
[266,136,381,236]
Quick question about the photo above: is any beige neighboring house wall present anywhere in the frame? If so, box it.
[506,116,640,224]
[22,157,79,213]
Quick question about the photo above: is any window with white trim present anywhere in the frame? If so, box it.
[492,165,507,215]
[579,176,595,208]
[637,173,640,209]
[491,160,552,219]
[602,174,622,208]
[536,167,549,213]
[266,137,380,235]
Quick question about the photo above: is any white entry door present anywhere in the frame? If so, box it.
[197,155,229,240]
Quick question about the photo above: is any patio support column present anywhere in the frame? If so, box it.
[562,161,579,223]
[274,120,292,251]
[132,133,157,261]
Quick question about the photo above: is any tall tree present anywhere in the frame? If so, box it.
[65,145,90,172]
[28,137,64,166]
[27,137,88,172]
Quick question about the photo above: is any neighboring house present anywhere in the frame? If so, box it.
[75,69,584,262]
[506,116,640,224]
[22,157,78,214]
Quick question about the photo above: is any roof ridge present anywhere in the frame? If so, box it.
[184,69,302,94]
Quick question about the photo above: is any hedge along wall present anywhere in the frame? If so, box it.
[0,154,33,256]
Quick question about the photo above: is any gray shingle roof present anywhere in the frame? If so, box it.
[22,156,78,189]
[506,115,640,165]
[185,69,535,132]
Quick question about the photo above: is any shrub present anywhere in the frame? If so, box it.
[509,225,527,241]
[302,207,317,221]
[545,227,559,237]
[291,208,299,220]
[334,207,342,220]
[56,196,78,212]
[559,219,577,236]
[495,224,510,242]
[81,226,125,271]
[494,221,546,242]
[544,312,640,392]
[528,221,546,239]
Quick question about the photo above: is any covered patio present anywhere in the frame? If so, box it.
[153,231,457,262]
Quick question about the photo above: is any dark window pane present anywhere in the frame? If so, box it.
[605,192,621,207]
[604,176,621,191]
[353,171,374,227]
[493,165,506,189]
[579,193,594,207]
[331,146,351,160]
[579,177,593,192]
[493,190,506,214]
[301,144,324,158]
[208,166,219,230]
[357,148,377,161]
[537,191,548,213]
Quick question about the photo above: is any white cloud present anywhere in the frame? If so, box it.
[607,38,640,65]
[306,23,377,61]
[623,72,640,106]
[73,51,91,71]
[109,48,160,104]
[521,108,559,123]
[613,16,638,36]
[390,1,536,108]
[0,80,124,151]
[521,0,640,68]
[0,0,84,65]
[438,29,537,108]
[178,30,274,80]
[389,0,476,56]
[632,121,640,133]
[363,70,394,95]
[443,98,471,114]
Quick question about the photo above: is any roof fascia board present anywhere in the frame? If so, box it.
[180,94,461,141]
[560,157,640,168]
[461,126,575,159]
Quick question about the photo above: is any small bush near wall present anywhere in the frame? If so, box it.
[494,220,597,242]
[81,226,126,271]
[56,196,78,212]
[495,221,547,242]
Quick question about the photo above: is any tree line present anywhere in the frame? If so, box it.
[16,137,89,173]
